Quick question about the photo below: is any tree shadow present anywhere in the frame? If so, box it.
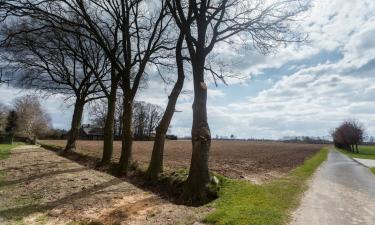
[0,167,88,187]
[0,178,122,221]
[10,150,48,154]
[0,161,74,172]
[41,144,216,206]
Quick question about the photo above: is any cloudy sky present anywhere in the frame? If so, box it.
[1,0,375,139]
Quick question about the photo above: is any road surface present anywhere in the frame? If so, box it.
[291,149,375,225]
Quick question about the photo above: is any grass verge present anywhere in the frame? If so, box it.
[0,142,23,185]
[0,143,23,186]
[0,143,23,160]
[337,145,375,160]
[337,146,375,175]
[204,147,328,225]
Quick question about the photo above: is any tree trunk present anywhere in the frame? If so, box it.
[101,86,117,164]
[118,96,133,174]
[147,33,185,180]
[356,144,359,153]
[64,98,85,152]
[183,54,212,203]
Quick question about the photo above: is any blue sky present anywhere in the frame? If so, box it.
[1,0,375,139]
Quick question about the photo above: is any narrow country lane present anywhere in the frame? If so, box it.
[291,149,375,225]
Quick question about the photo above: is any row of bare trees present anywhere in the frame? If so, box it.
[0,0,309,202]
[332,120,365,153]
[89,100,163,139]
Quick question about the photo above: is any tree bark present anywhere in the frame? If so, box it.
[147,33,185,180]
[101,85,117,164]
[118,95,133,174]
[64,97,85,152]
[183,52,212,203]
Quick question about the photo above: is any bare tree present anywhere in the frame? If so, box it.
[147,32,186,180]
[166,0,309,202]
[133,101,163,139]
[0,102,8,131]
[89,96,124,139]
[5,110,18,144]
[351,120,365,152]
[89,100,163,140]
[1,21,108,152]
[0,0,175,171]
[333,120,365,153]
[14,95,51,139]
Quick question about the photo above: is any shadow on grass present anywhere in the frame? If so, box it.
[0,178,122,221]
[0,167,88,187]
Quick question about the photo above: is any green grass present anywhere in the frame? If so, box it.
[337,146,375,175]
[0,143,23,160]
[337,145,375,160]
[204,148,328,225]
[0,143,23,187]
[0,142,47,224]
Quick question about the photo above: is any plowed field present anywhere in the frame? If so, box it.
[41,140,324,183]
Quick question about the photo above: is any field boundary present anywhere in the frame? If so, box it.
[38,142,211,206]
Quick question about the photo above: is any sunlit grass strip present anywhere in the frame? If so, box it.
[0,143,23,188]
[204,148,328,225]
[0,143,23,160]
[337,146,375,160]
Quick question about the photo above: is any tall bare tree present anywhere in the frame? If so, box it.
[166,0,309,202]
[0,1,172,167]
[89,100,163,139]
[14,95,51,139]
[147,32,186,180]
[132,101,163,139]
[1,22,108,152]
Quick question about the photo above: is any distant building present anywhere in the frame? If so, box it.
[79,124,104,140]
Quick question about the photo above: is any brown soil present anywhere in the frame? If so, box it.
[41,140,324,183]
[0,145,209,225]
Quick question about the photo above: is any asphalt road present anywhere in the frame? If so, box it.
[291,149,375,225]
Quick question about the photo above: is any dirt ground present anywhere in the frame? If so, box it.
[41,140,324,183]
[0,145,209,225]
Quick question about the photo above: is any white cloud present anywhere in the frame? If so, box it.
[2,0,375,139]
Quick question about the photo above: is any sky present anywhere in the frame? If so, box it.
[1,0,375,139]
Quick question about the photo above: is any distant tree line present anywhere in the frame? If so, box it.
[366,136,375,145]
[89,100,163,140]
[282,136,332,144]
[332,120,365,153]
